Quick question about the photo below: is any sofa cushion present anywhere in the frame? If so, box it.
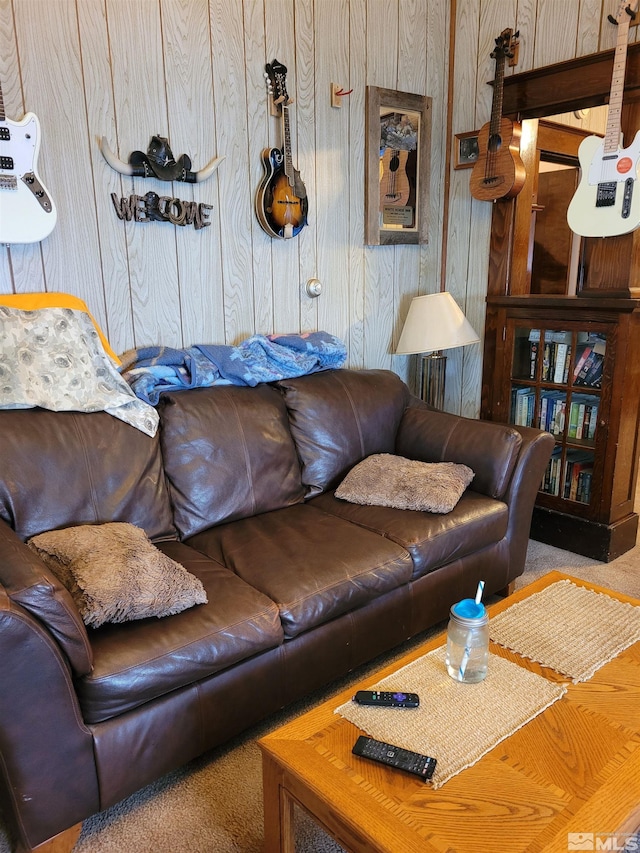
[158,386,306,538]
[0,518,93,676]
[0,408,175,543]
[310,490,509,580]
[276,369,410,497]
[28,523,207,628]
[335,454,474,513]
[396,406,522,500]
[76,541,284,724]
[187,504,414,639]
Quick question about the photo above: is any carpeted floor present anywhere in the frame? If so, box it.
[1,536,639,853]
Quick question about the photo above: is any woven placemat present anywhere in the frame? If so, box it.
[335,646,566,788]
[489,579,640,683]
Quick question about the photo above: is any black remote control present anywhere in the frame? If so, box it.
[352,735,436,781]
[353,690,419,708]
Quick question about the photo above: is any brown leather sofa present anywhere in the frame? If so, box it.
[0,368,553,852]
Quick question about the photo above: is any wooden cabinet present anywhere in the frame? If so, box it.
[483,296,640,561]
[480,50,640,561]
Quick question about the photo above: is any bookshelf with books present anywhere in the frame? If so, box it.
[481,301,640,562]
[478,55,640,561]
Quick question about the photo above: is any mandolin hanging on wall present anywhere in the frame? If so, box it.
[255,59,308,240]
[470,28,526,203]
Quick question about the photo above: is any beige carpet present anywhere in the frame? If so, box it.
[1,536,639,853]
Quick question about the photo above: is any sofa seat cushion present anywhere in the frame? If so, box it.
[158,385,306,538]
[187,504,413,639]
[76,542,283,724]
[310,490,508,580]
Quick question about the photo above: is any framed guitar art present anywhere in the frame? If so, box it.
[454,131,480,170]
[365,86,431,245]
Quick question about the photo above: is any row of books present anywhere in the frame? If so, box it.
[573,339,605,388]
[567,396,598,440]
[512,387,598,441]
[541,449,593,503]
[511,387,535,427]
[527,330,572,383]
[523,331,605,388]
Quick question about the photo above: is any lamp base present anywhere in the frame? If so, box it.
[421,352,447,409]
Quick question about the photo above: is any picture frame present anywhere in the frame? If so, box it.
[365,86,431,246]
[454,131,480,170]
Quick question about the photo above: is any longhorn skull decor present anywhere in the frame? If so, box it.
[99,134,224,183]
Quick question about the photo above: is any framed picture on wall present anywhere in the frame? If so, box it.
[454,131,480,169]
[365,87,432,246]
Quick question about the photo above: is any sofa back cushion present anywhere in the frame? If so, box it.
[158,385,306,538]
[276,369,410,497]
[0,409,175,543]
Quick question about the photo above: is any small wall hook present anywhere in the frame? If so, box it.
[331,83,353,108]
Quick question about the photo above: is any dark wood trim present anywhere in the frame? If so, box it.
[440,0,457,290]
[486,294,640,313]
[501,42,640,119]
[530,507,639,563]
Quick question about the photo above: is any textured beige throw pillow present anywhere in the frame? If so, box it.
[335,453,474,513]
[28,522,207,628]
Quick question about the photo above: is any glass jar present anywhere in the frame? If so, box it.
[445,598,489,683]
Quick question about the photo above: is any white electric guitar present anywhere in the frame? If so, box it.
[0,80,57,244]
[567,0,640,238]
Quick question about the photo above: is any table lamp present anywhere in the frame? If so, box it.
[395,292,480,409]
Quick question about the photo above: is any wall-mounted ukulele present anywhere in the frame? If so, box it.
[255,59,308,240]
[0,80,56,243]
[567,0,640,237]
[470,28,525,202]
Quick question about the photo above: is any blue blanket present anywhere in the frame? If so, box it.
[119,331,347,405]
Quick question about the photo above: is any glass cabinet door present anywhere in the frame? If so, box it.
[509,325,606,508]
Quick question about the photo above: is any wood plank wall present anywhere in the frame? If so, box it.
[0,0,633,415]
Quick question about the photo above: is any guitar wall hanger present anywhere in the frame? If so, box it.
[99,134,224,183]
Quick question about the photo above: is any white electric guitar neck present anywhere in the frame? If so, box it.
[567,0,640,238]
[0,81,57,244]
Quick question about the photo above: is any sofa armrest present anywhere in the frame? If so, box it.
[396,406,525,499]
[0,589,99,850]
[396,407,554,583]
[501,424,555,580]
[0,519,93,675]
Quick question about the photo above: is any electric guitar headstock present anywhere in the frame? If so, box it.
[608,0,640,26]
[491,28,520,68]
[264,59,292,117]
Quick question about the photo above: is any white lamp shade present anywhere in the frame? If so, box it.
[395,292,480,355]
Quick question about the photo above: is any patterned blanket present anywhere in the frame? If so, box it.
[0,305,158,436]
[119,331,347,405]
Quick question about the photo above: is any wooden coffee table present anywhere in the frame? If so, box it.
[259,571,640,853]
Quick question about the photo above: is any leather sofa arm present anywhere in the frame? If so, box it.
[396,407,554,584]
[396,405,526,499]
[0,519,93,675]
[0,590,99,850]
[501,424,555,580]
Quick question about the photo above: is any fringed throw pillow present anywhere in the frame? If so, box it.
[335,453,474,514]
[28,522,207,628]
